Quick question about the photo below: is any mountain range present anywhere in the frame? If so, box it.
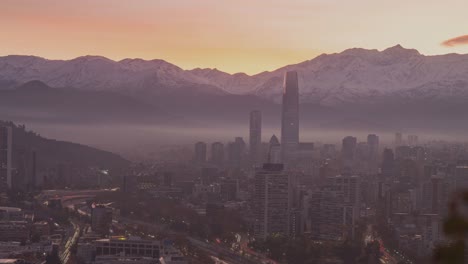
[1,45,468,134]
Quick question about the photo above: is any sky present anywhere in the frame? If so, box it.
[1,0,468,74]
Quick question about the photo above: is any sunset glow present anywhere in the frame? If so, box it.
[2,0,468,74]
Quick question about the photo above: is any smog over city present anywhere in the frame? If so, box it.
[2,1,468,264]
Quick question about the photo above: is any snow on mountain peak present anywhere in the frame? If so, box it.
[1,45,468,105]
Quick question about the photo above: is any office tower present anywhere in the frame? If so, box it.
[395,132,403,147]
[91,204,113,235]
[254,163,290,240]
[211,142,224,167]
[381,148,395,178]
[249,110,262,166]
[305,188,357,241]
[327,174,361,206]
[425,175,447,214]
[235,137,246,152]
[341,136,357,170]
[0,126,13,191]
[228,137,245,168]
[289,208,302,239]
[281,71,299,162]
[367,134,379,165]
[408,135,418,146]
[354,142,372,174]
[327,174,360,239]
[268,135,281,164]
[194,142,207,164]
[220,179,237,201]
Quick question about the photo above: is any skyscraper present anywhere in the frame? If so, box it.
[367,134,379,158]
[254,163,290,240]
[381,148,395,178]
[0,126,13,191]
[228,137,245,168]
[341,136,357,170]
[268,135,281,164]
[194,142,207,164]
[367,134,379,173]
[249,110,262,166]
[211,142,224,167]
[395,132,403,147]
[281,71,299,162]
[408,135,418,146]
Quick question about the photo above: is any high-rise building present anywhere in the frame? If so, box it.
[0,126,13,191]
[268,135,281,164]
[254,163,290,240]
[341,136,357,170]
[395,132,403,147]
[281,71,299,162]
[194,142,207,164]
[327,174,361,207]
[367,134,379,159]
[249,110,262,166]
[228,137,245,168]
[381,148,395,178]
[324,174,360,240]
[408,135,418,146]
[211,142,224,167]
[91,204,113,235]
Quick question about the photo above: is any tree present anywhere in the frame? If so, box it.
[45,248,62,264]
[434,191,468,264]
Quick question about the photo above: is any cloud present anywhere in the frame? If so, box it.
[442,35,468,47]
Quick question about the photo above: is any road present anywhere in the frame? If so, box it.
[44,189,275,264]
[364,225,413,264]
[60,220,81,264]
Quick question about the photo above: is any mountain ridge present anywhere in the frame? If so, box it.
[2,45,468,104]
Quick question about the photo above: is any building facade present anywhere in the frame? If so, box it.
[254,163,290,240]
[281,71,299,163]
[249,110,262,166]
[0,126,13,191]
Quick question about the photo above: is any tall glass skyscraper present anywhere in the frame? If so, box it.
[281,71,299,162]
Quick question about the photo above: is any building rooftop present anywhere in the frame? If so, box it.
[0,207,22,212]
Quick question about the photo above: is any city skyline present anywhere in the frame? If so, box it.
[2,0,468,74]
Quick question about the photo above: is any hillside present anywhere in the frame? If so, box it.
[0,80,171,124]
[1,120,130,170]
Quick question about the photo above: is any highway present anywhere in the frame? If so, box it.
[42,189,276,264]
[60,220,80,264]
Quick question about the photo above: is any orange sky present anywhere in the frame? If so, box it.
[1,0,468,74]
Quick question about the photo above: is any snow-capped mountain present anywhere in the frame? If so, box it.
[0,55,222,94]
[2,45,468,107]
[251,45,468,105]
